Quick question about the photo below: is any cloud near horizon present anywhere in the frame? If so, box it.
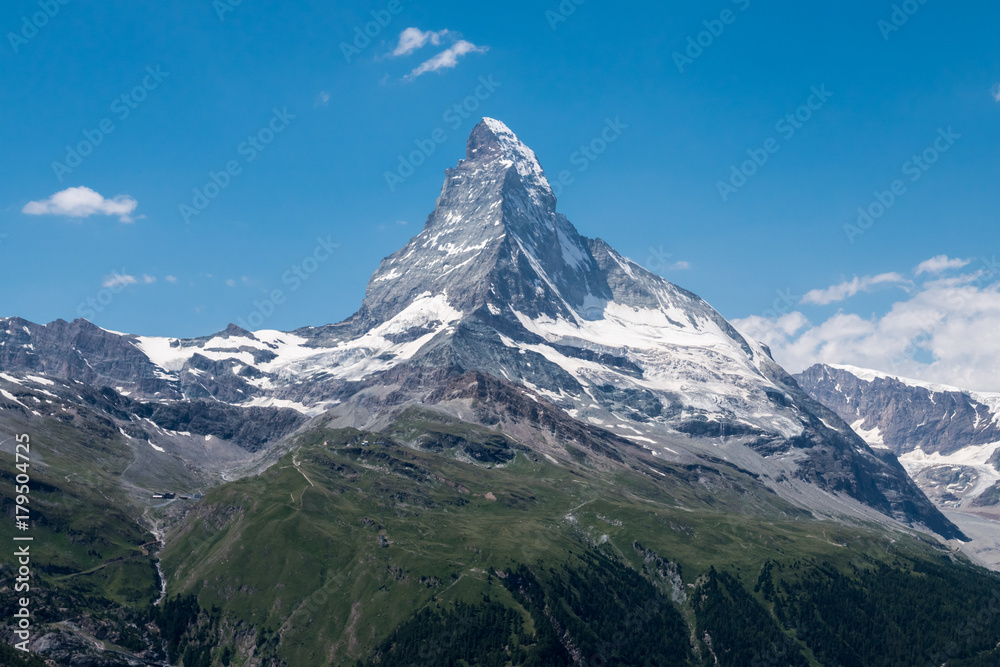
[915,255,971,275]
[23,186,139,223]
[734,256,1000,393]
[800,272,909,305]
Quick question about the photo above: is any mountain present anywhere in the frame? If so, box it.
[795,364,1000,508]
[0,119,960,541]
[8,119,1000,665]
[795,363,1000,569]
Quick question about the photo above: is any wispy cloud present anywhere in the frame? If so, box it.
[23,186,138,223]
[314,91,331,107]
[994,85,1000,102]
[914,255,971,276]
[165,275,178,283]
[405,40,488,80]
[102,273,138,289]
[392,28,453,57]
[735,258,1000,392]
[800,273,909,305]
[101,272,157,288]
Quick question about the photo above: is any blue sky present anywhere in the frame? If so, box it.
[2,1,998,386]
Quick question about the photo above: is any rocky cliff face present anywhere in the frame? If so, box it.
[795,364,1000,457]
[795,364,1000,510]
[0,119,962,540]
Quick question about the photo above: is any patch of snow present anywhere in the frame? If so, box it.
[265,292,462,383]
[0,389,27,408]
[849,419,887,449]
[134,337,190,372]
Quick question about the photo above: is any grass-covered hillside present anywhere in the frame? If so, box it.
[156,412,1000,666]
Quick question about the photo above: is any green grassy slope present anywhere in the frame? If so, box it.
[158,415,1000,666]
[0,397,165,662]
[0,409,161,609]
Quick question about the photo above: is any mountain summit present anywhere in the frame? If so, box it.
[0,119,962,540]
[357,117,598,329]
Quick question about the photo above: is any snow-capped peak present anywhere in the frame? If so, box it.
[827,364,1000,405]
[468,117,553,203]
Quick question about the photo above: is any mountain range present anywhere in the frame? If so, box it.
[2,119,999,666]
[796,363,1000,568]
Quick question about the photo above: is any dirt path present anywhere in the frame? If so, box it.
[52,540,158,580]
[345,601,362,653]
[293,454,316,487]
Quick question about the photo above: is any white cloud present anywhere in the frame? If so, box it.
[23,186,138,223]
[102,273,138,289]
[101,272,158,288]
[392,28,453,57]
[670,260,692,271]
[165,275,178,283]
[800,272,909,305]
[994,85,1000,102]
[914,254,971,276]
[226,278,237,287]
[314,91,330,107]
[735,257,1000,392]
[405,40,487,80]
